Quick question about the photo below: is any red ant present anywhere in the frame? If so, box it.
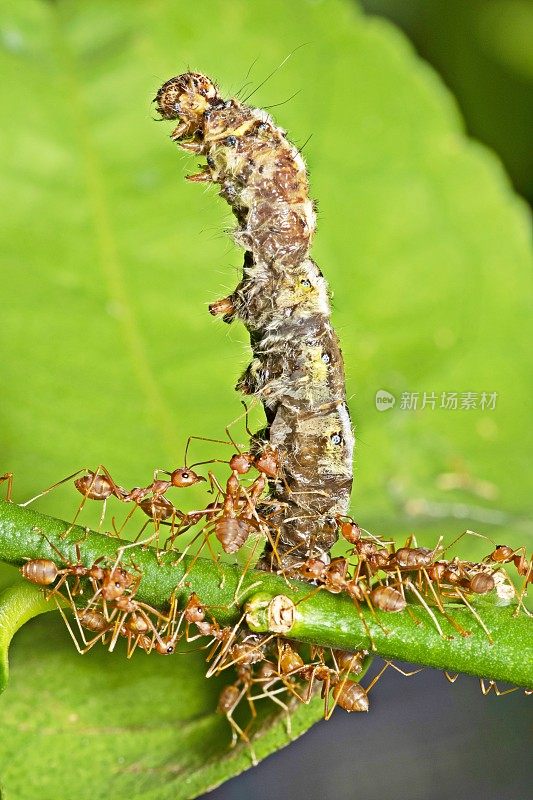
[20,537,133,602]
[18,463,204,536]
[483,544,532,616]
[57,582,180,658]
[295,554,406,648]
[338,523,487,640]
[184,441,279,554]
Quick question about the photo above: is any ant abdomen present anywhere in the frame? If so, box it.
[333,680,369,713]
[139,495,176,521]
[74,472,119,501]
[215,518,251,553]
[21,559,59,586]
[469,573,495,594]
[79,610,108,633]
[370,585,406,613]
[217,684,241,714]
[394,547,433,569]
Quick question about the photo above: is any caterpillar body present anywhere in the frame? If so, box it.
[156,73,354,568]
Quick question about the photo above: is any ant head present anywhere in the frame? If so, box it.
[340,520,361,544]
[154,637,176,655]
[492,545,514,561]
[185,593,205,623]
[100,580,125,601]
[328,557,348,576]
[229,452,252,475]
[254,448,278,478]
[170,468,205,488]
[300,558,325,580]
[154,72,218,131]
[279,642,304,673]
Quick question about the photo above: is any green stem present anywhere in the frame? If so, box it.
[0,500,531,688]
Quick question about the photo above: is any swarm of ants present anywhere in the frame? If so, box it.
[3,428,531,763]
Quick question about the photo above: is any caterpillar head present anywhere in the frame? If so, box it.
[155,73,218,135]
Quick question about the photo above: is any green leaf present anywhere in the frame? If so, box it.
[0,614,323,800]
[0,0,531,797]
[0,582,52,693]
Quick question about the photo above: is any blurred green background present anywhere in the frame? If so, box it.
[0,0,531,798]
[361,0,533,203]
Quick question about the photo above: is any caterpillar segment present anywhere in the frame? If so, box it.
[156,73,354,568]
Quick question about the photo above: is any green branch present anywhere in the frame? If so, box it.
[0,499,531,688]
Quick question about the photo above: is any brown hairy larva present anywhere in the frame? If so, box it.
[156,72,354,569]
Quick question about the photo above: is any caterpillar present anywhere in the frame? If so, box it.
[155,72,354,569]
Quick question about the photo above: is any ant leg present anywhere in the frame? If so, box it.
[225,685,250,745]
[0,473,13,502]
[480,679,519,697]
[113,503,145,540]
[324,672,348,721]
[98,498,107,529]
[420,568,471,637]
[212,633,276,675]
[206,612,246,677]
[19,468,90,507]
[455,588,493,644]
[444,672,459,683]
[108,535,155,579]
[184,434,238,468]
[165,512,199,552]
[349,595,378,652]
[44,572,72,600]
[54,591,107,654]
[207,471,226,496]
[187,458,229,470]
[225,398,263,448]
[263,526,284,572]
[158,596,184,649]
[252,684,291,735]
[386,662,424,678]
[360,587,391,636]
[63,582,89,644]
[68,465,122,531]
[405,580,450,639]
[107,612,128,652]
[232,538,263,607]
[443,529,493,560]
[321,671,332,719]
[362,660,393,696]
[513,559,532,618]
[177,528,215,585]
[126,631,143,658]
[239,400,254,439]
[243,685,257,739]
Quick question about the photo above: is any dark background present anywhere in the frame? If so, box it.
[206,662,530,800]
